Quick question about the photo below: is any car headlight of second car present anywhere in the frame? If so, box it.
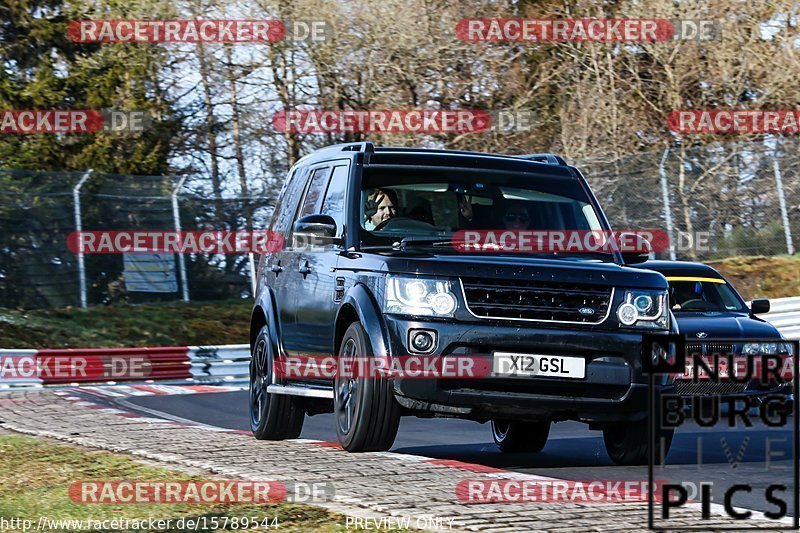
[742,342,793,355]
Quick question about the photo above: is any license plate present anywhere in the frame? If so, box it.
[492,352,586,379]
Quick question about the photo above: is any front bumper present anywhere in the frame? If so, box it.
[383,315,672,423]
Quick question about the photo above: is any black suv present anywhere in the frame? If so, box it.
[249,142,676,465]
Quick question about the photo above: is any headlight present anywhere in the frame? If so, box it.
[384,276,458,317]
[617,289,668,329]
[742,342,792,355]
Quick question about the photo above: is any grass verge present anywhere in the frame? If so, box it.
[0,300,251,349]
[0,434,351,532]
[708,254,800,301]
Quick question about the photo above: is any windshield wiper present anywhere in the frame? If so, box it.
[396,236,453,248]
[359,244,397,251]
[358,236,457,251]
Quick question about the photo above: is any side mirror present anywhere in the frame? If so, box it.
[292,214,340,247]
[617,232,651,265]
[750,298,770,315]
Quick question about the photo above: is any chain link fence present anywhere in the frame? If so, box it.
[576,138,799,261]
[1,138,798,309]
[0,170,278,309]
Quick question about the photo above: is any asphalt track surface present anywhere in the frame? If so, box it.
[118,390,797,520]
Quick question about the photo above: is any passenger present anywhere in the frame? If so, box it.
[364,188,398,230]
[502,201,531,230]
[406,197,435,225]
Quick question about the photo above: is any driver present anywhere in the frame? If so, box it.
[364,188,398,230]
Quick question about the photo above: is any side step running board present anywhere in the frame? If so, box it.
[267,384,333,399]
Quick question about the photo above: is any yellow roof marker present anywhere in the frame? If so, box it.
[666,276,726,284]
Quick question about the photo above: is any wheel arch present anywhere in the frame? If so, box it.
[250,287,280,352]
[334,283,390,357]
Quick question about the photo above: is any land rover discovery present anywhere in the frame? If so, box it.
[249,142,676,465]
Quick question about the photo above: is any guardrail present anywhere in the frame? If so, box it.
[0,344,250,388]
[759,296,800,340]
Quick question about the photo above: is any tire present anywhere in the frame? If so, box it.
[491,420,550,453]
[334,322,401,452]
[249,324,304,440]
[603,422,674,466]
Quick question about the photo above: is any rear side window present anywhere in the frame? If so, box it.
[321,164,349,232]
[269,166,309,235]
[297,166,332,218]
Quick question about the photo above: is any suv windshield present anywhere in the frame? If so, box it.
[668,279,747,312]
[359,167,609,259]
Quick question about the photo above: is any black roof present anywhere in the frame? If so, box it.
[294,142,575,177]
[634,260,726,280]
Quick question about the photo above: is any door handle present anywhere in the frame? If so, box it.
[298,261,311,278]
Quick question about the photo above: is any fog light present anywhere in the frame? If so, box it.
[409,329,437,354]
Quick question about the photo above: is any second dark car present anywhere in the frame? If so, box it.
[636,260,792,399]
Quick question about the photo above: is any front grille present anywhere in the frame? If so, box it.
[460,277,612,323]
[673,380,748,396]
[442,379,628,400]
[686,343,735,356]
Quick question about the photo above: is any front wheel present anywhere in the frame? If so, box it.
[333,322,401,452]
[249,324,304,440]
[491,420,550,453]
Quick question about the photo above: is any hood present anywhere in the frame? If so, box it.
[362,251,667,289]
[674,312,782,339]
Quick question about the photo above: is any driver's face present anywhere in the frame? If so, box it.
[371,193,397,225]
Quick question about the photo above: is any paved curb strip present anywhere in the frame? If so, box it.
[0,389,792,532]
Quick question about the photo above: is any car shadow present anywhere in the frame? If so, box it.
[392,425,794,469]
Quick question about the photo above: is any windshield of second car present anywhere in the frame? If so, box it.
[668,279,747,312]
[359,167,608,258]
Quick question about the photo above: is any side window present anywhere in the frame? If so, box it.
[297,166,332,219]
[270,166,309,235]
[321,164,349,233]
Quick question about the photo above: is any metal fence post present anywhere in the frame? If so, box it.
[248,253,257,296]
[772,141,795,256]
[73,169,94,308]
[172,176,190,302]
[659,148,677,260]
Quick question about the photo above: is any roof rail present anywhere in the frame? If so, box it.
[336,141,374,153]
[515,153,567,166]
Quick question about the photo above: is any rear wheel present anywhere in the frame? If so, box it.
[603,422,673,466]
[334,322,401,452]
[491,420,550,453]
[249,324,304,440]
